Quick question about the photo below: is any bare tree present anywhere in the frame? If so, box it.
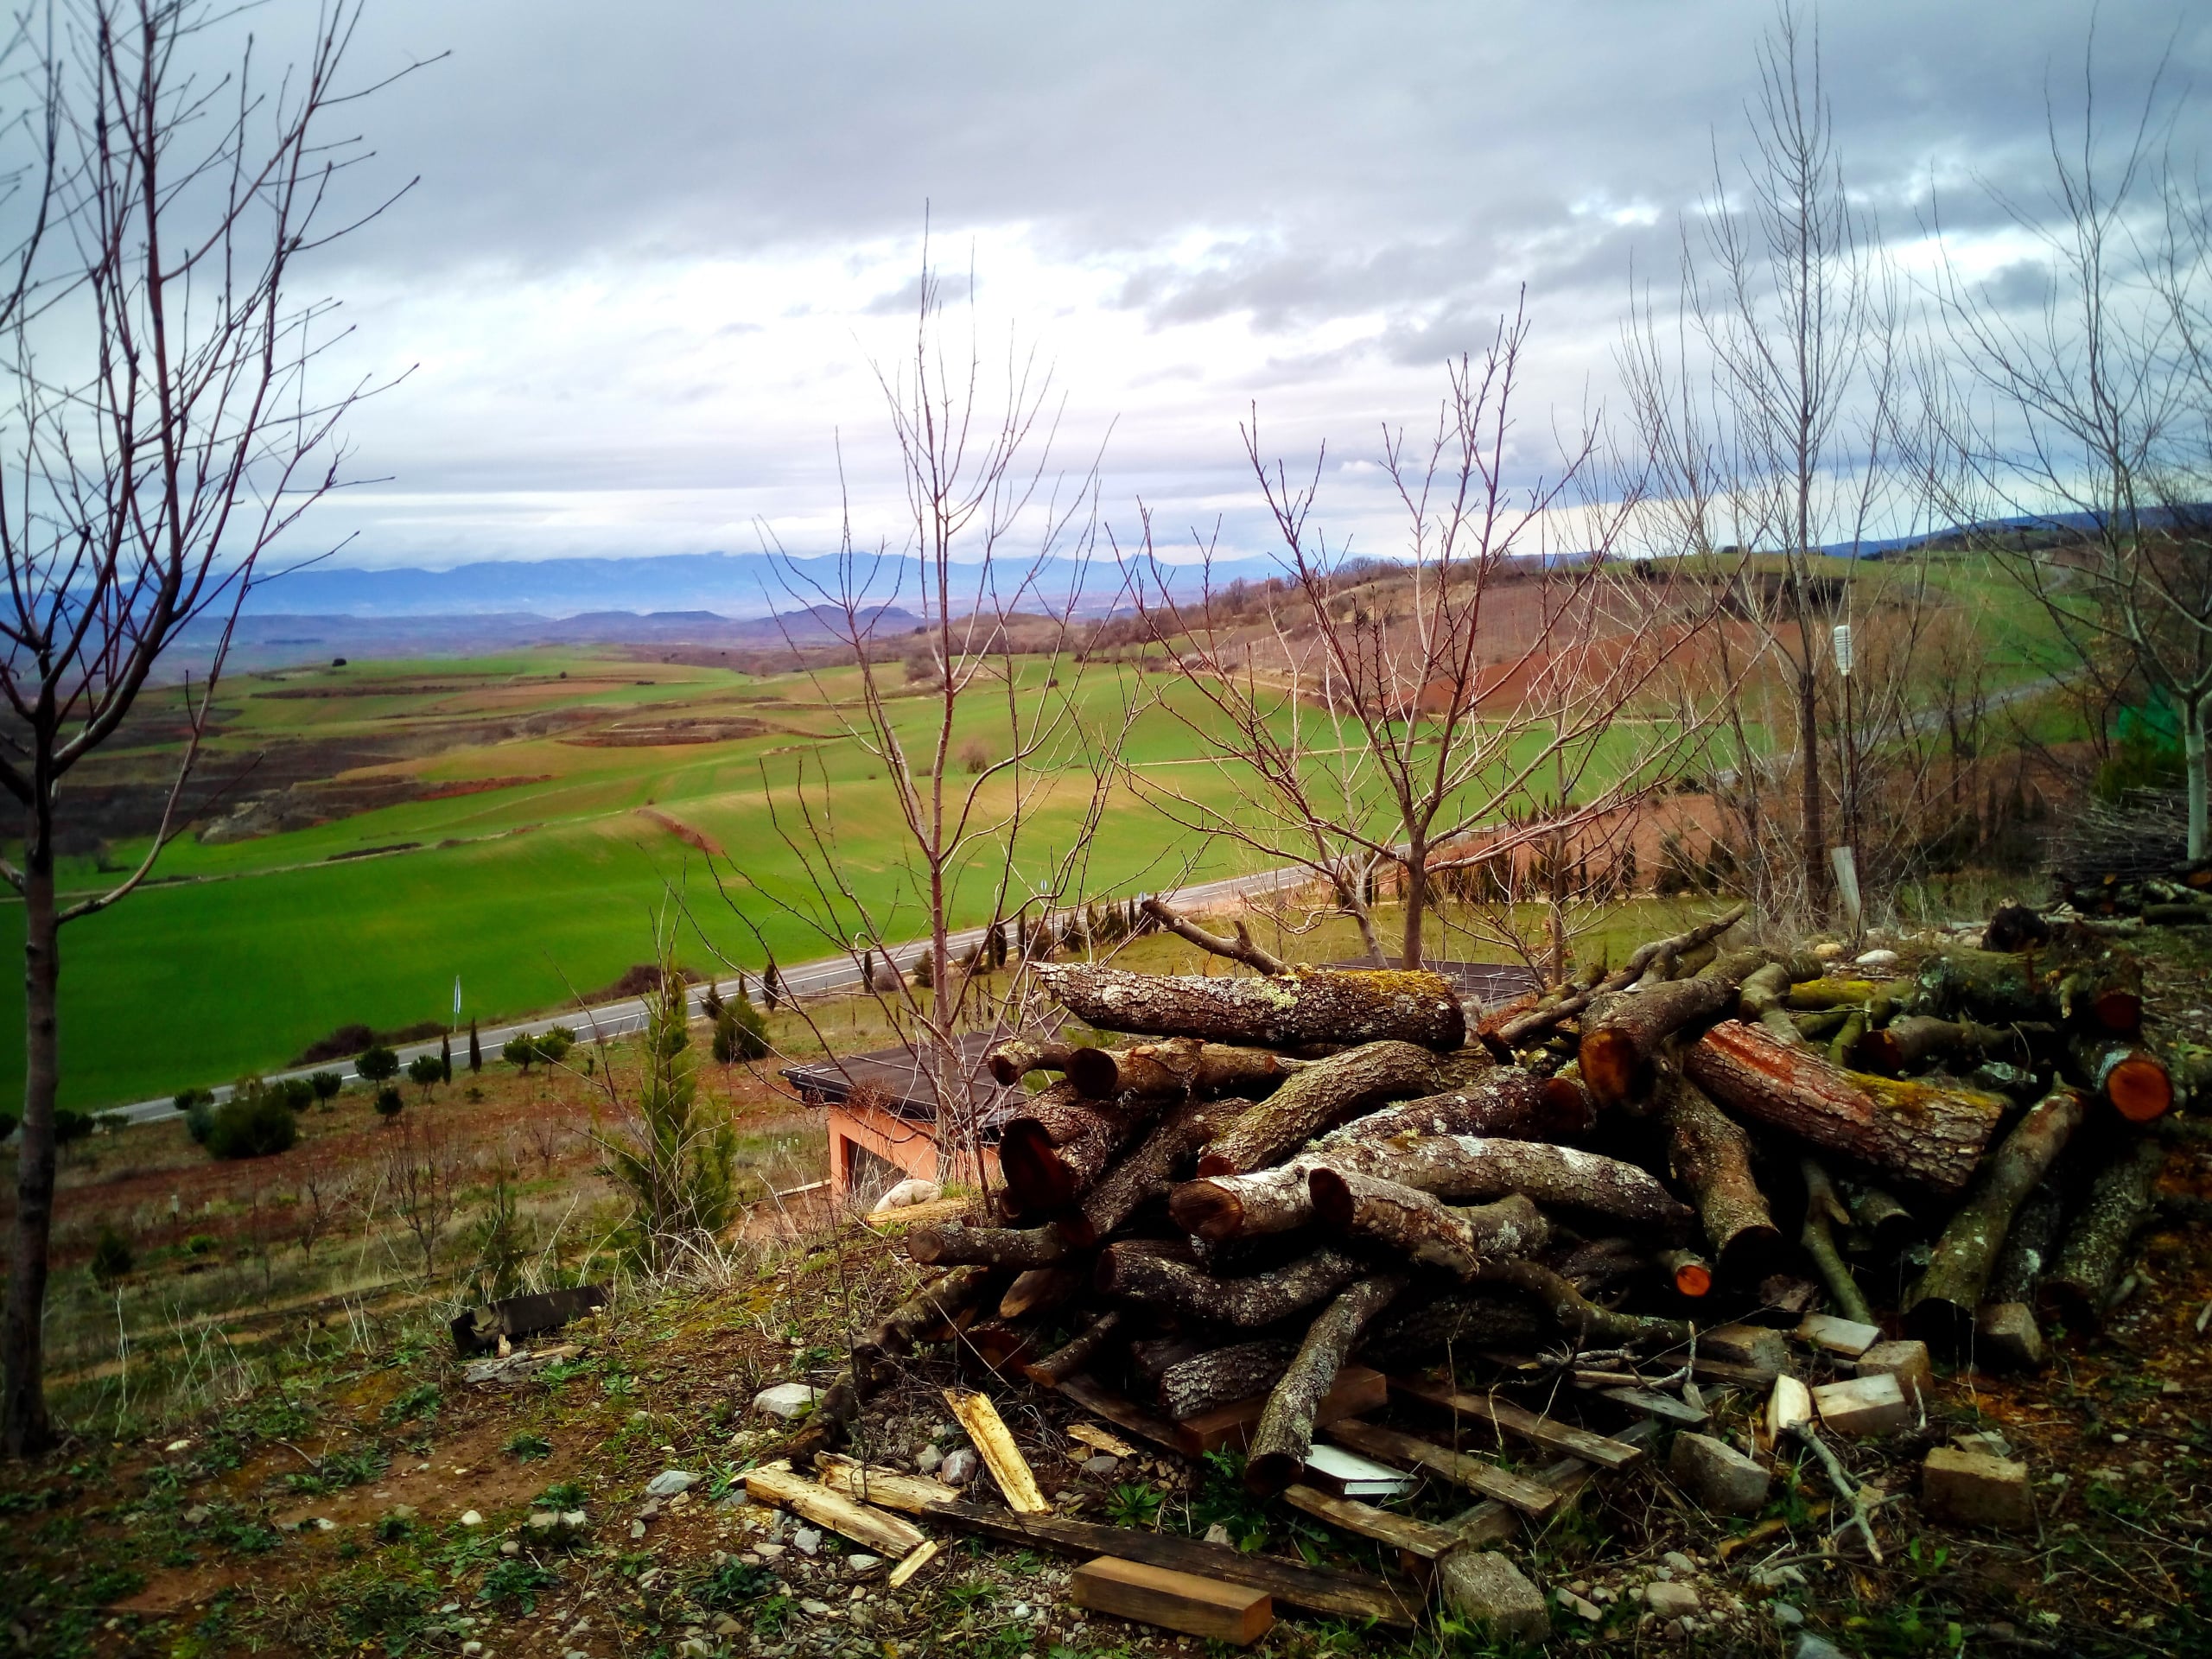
[1129,302,1712,972]
[378,1116,463,1283]
[732,248,1133,1186]
[0,1,416,1453]
[1933,44,2212,856]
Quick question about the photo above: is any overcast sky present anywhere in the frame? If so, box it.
[274,1,2212,572]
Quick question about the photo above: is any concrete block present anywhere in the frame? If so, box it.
[1767,1374,1814,1442]
[1853,1339,1933,1407]
[1669,1431,1771,1516]
[1438,1549,1550,1644]
[1813,1371,1911,1437]
[1702,1322,1792,1375]
[1796,1313,1883,1357]
[1974,1302,2045,1371]
[1922,1446,2034,1530]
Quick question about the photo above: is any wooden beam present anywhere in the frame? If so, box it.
[1174,1364,1387,1457]
[1446,1419,1658,1549]
[1282,1485,1459,1560]
[1389,1376,1647,1470]
[1056,1373,1185,1456]
[1072,1557,1274,1646]
[1323,1419,1560,1518]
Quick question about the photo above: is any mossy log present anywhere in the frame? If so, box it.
[1685,1020,2007,1193]
[1034,961,1467,1049]
[996,1082,1159,1211]
[1849,1015,2026,1077]
[1784,978,1878,1010]
[1904,1085,2088,1351]
[1916,947,2142,1035]
[1065,1037,1300,1101]
[2039,1135,2166,1330]
[1195,1041,1441,1175]
[1245,1274,1407,1494]
[1660,1072,1779,1275]
[1306,1173,1550,1275]
[1095,1240,1368,1327]
[1057,1096,1248,1248]
[1580,976,1742,1105]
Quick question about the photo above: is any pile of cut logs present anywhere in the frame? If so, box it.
[772,901,2184,1628]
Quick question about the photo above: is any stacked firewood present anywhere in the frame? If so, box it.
[2047,786,2212,923]
[786,901,2181,1503]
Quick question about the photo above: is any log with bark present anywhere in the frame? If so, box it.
[1797,1157,1874,1325]
[1580,976,1741,1105]
[1194,1041,1441,1175]
[779,1265,1001,1467]
[986,1037,1077,1086]
[1057,1096,1248,1248]
[1686,1020,2007,1193]
[1358,1291,1544,1369]
[1904,1085,2088,1351]
[906,1223,1070,1270]
[999,1265,1086,1321]
[2064,1033,2174,1123]
[1306,1173,1550,1275]
[1488,906,1748,1048]
[995,1082,1158,1212]
[1139,893,1289,975]
[1065,1037,1300,1101]
[1325,1134,1694,1234]
[2038,1135,2166,1330]
[1659,1247,1713,1296]
[1660,1071,1781,1274]
[1916,947,2141,1035]
[1986,1182,2065,1306]
[1465,1256,1691,1348]
[1021,1308,1126,1389]
[1244,1274,1407,1493]
[1095,1240,1368,1327]
[1159,1339,1300,1421]
[1849,1015,2027,1078]
[1035,962,1467,1050]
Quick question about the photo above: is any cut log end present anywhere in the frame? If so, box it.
[1065,1046,1121,1098]
[1851,1029,1905,1077]
[1660,1249,1712,1297]
[2108,1054,2174,1122]
[1243,1449,1303,1497]
[1306,1166,1356,1232]
[1169,1180,1244,1239]
[2092,988,2144,1037]
[999,1122,1084,1211]
[1579,1029,1643,1105]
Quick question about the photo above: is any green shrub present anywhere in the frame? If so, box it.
[373,1085,404,1122]
[184,1098,215,1144]
[173,1085,215,1113]
[53,1108,93,1145]
[279,1076,315,1112]
[90,1225,134,1287]
[355,1043,400,1084]
[204,1090,298,1160]
[0,1109,16,1141]
[711,995,769,1064]
[308,1070,343,1103]
[406,1052,444,1096]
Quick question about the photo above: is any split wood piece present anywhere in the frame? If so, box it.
[1096,1241,1368,1329]
[814,1454,959,1516]
[1066,1036,1300,1102]
[1904,1084,2088,1351]
[1160,1339,1300,1423]
[1304,1134,1694,1236]
[1247,1276,1408,1493]
[2039,1135,2166,1330]
[924,1501,1419,1626]
[942,1388,1049,1514]
[1067,1423,1139,1459]
[785,1263,1000,1466]
[1660,1248,1713,1296]
[1784,978,1878,1010]
[1000,1265,1086,1321]
[1283,1485,1459,1560]
[1850,1015,2021,1077]
[987,1037,1077,1085]
[1581,976,1742,1105]
[998,1082,1159,1212]
[1686,1020,2007,1193]
[1469,1255,1691,1348]
[1168,1068,1588,1240]
[887,1539,940,1589]
[1140,893,1290,976]
[1173,1365,1387,1457]
[1023,1309,1128,1390]
[963,1319,1037,1373]
[1661,1072,1781,1275]
[1197,1041,1442,1176]
[744,1461,927,1555]
[2066,1033,2174,1122]
[1447,1419,1660,1550]
[906,1223,1069,1269]
[1491,906,1748,1046]
[1309,1173,1549,1276]
[1062,1096,1248,1247]
[1322,1418,1560,1518]
[1799,1157,1875,1326]
[1359,1293,1546,1371]
[1036,961,1467,1051]
[1071,1555,1274,1647]
[1389,1376,1647,1469]
[1692,1354,1787,1390]
[1713,1500,1831,1563]
[1589,1383,1710,1427]
[1055,1373,1185,1456]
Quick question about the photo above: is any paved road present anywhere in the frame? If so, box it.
[101,859,1316,1129]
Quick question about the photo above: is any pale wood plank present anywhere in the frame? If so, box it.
[1324,1418,1560,1518]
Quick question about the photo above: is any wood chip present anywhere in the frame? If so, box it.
[943,1387,1050,1514]
[1067,1422,1140,1459]
[887,1538,941,1589]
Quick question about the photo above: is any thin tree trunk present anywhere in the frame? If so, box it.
[1400,844,1427,969]
[3,845,57,1455]
[2189,699,2209,864]
[1799,661,1825,907]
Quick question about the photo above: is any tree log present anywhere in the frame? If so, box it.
[1784,978,1878,1010]
[782,1265,1000,1466]
[997,1082,1159,1212]
[1035,962,1466,1049]
[1065,1037,1300,1102]
[1737,961,1791,1018]
[1021,1308,1126,1389]
[1916,947,2141,1035]
[1904,1085,2088,1351]
[1196,1041,1441,1175]
[2039,1135,2165,1330]
[2065,1033,2173,1122]
[1325,1134,1694,1235]
[1058,1096,1247,1248]
[987,1038,1077,1086]
[1139,894,1289,975]
[1547,1236,1654,1295]
[1245,1274,1407,1493]
[1096,1240,1368,1327]
[1659,1247,1713,1296]
[906,1223,1069,1269]
[1850,1015,2022,1077]
[1491,906,1748,1046]
[1306,1173,1550,1275]
[1986,1182,2064,1305]
[1661,1072,1779,1274]
[1000,1265,1086,1321]
[1797,1156,1874,1325]
[1467,1257,1690,1347]
[1581,977,1741,1105]
[1685,1020,2007,1193]
[1358,1292,1543,1369]
[1160,1339,1299,1422]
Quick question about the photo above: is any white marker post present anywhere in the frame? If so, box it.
[1831,624,1861,943]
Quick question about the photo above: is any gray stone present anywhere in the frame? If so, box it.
[938,1446,981,1487]
[1204,1522,1232,1546]
[1795,1637,1853,1659]
[1662,1550,1696,1574]
[645,1470,698,1498]
[753,1382,823,1421]
[1560,1591,1604,1623]
[847,1554,882,1572]
[1438,1549,1550,1644]
[1645,1581,1700,1618]
[914,1443,944,1474]
[1082,1454,1120,1476]
[791,1527,823,1556]
[1669,1431,1771,1516]
[799,1598,832,1618]
[1773,1602,1805,1628]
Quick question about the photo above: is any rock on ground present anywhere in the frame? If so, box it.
[1438,1548,1550,1643]
[752,1382,823,1420]
[1669,1431,1770,1516]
